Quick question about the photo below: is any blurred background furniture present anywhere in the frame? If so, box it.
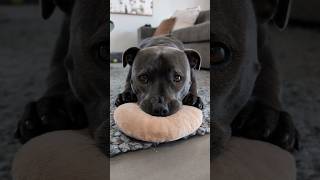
[110,21,114,32]
[138,10,210,69]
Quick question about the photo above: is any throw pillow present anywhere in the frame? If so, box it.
[153,17,176,36]
[172,6,201,31]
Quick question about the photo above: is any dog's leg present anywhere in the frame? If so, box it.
[182,70,204,109]
[231,25,299,152]
[16,17,87,143]
[115,67,138,106]
[44,17,71,96]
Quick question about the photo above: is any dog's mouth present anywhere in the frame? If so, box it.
[139,99,181,117]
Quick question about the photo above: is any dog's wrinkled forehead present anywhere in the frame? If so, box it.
[211,0,256,46]
[140,46,184,56]
[134,46,188,70]
[71,0,107,33]
[139,36,184,50]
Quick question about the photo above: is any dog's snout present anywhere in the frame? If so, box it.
[150,96,169,116]
[152,103,169,117]
[150,96,165,104]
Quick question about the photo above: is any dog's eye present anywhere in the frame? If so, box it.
[138,75,149,84]
[174,74,182,82]
[211,42,231,65]
[98,43,108,61]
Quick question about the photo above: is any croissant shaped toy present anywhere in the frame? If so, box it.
[114,103,203,143]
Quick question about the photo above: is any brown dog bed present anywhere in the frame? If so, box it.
[12,130,296,180]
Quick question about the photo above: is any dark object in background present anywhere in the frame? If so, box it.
[110,52,122,63]
[110,20,114,31]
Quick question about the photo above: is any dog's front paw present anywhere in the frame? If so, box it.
[182,94,204,110]
[231,100,299,152]
[95,121,108,156]
[115,91,137,107]
[15,93,87,143]
[15,102,44,143]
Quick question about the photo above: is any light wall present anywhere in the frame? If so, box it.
[110,0,210,52]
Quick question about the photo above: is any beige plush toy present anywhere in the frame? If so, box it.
[114,103,203,143]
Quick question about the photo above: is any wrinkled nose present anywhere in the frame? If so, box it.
[150,96,169,117]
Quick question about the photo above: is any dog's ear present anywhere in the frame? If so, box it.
[40,0,55,19]
[273,0,292,30]
[253,0,292,30]
[185,49,202,70]
[40,0,75,19]
[122,47,140,68]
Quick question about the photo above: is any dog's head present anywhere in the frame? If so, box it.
[40,0,108,130]
[123,37,201,117]
[211,0,291,155]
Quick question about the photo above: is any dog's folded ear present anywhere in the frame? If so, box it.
[40,0,75,19]
[253,0,292,30]
[273,0,292,30]
[122,47,140,68]
[184,49,202,70]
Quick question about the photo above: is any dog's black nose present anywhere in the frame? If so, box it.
[152,104,169,117]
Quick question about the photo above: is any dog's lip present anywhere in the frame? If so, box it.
[139,105,181,117]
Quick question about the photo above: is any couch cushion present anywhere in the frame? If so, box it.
[195,10,210,24]
[172,21,209,43]
[153,17,176,36]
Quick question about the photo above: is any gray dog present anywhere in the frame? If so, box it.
[211,0,299,159]
[15,0,108,154]
[115,36,203,116]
